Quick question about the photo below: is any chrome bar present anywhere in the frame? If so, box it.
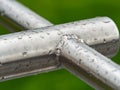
[0,0,53,29]
[60,35,120,89]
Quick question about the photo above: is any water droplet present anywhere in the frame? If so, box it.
[105,71,108,74]
[18,37,22,39]
[29,36,32,38]
[47,33,50,35]
[79,39,84,43]
[26,22,30,26]
[103,21,110,23]
[57,32,61,35]
[22,52,27,56]
[82,23,87,25]
[32,30,38,33]
[18,36,22,39]
[114,78,116,81]
[4,38,7,40]
[56,48,61,56]
[105,32,109,36]
[96,65,99,68]
[103,39,106,43]
[26,64,29,67]
[91,59,94,62]
[94,38,97,41]
[68,51,70,54]
[40,36,44,39]
[49,50,53,55]
[79,59,82,64]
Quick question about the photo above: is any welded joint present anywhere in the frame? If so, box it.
[57,34,85,48]
[55,34,85,58]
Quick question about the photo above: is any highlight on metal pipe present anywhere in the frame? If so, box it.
[0,0,120,89]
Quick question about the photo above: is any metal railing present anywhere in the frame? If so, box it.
[0,0,120,89]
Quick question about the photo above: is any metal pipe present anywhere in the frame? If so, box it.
[0,17,119,83]
[60,35,120,90]
[1,17,119,63]
[0,0,119,58]
[0,0,53,29]
[0,0,61,81]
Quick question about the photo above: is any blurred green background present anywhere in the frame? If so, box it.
[0,0,120,90]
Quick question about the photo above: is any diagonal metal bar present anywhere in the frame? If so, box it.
[0,0,53,29]
[60,35,120,89]
[0,0,119,60]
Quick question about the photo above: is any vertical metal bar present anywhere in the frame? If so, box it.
[60,35,120,90]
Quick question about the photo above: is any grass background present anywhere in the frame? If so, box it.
[0,0,120,90]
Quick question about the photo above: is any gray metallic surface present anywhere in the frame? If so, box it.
[0,0,53,29]
[0,0,119,58]
[0,0,60,81]
[60,35,120,90]
[0,17,119,63]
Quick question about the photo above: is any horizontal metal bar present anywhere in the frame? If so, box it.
[60,35,120,90]
[0,0,119,58]
[0,0,61,78]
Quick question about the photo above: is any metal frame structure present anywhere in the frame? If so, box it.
[0,0,120,89]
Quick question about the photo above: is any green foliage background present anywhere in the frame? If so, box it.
[0,0,120,90]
